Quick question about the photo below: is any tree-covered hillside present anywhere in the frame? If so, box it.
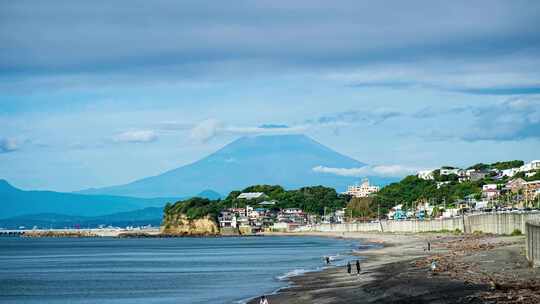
[163,184,350,221]
[467,160,524,171]
[373,176,482,215]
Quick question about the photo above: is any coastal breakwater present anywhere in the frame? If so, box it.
[305,212,540,235]
[0,228,161,237]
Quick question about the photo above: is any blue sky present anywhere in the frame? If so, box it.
[1,0,539,191]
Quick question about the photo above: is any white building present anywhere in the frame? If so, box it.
[282,208,303,215]
[345,179,380,198]
[526,171,537,178]
[436,181,451,189]
[502,168,520,177]
[237,192,267,200]
[442,208,459,218]
[520,160,540,173]
[417,170,434,180]
[482,184,500,199]
[259,200,277,206]
[218,212,237,228]
[440,168,460,175]
[474,200,489,210]
[333,208,346,223]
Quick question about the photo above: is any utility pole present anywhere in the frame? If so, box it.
[443,198,446,211]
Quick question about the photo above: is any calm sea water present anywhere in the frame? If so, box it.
[0,236,360,304]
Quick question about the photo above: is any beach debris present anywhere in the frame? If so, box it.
[414,234,540,303]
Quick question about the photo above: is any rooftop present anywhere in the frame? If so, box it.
[237,192,267,199]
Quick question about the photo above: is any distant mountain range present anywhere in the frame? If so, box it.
[1,134,396,220]
[0,179,219,219]
[0,207,164,229]
[78,134,394,198]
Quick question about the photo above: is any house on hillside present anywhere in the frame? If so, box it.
[520,160,540,172]
[277,208,306,225]
[469,171,489,182]
[524,180,540,202]
[237,192,268,200]
[502,168,520,178]
[505,178,526,194]
[218,211,237,228]
[526,171,537,178]
[482,184,500,200]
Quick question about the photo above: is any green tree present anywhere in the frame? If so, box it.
[347,197,373,219]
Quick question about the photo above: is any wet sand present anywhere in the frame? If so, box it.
[248,232,540,304]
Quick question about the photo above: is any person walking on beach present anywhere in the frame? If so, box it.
[259,295,269,304]
[347,261,352,275]
[356,260,361,274]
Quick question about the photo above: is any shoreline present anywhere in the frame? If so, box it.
[5,229,539,303]
[247,231,540,304]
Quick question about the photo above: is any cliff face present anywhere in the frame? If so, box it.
[160,214,219,236]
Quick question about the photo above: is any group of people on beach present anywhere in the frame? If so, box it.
[324,255,361,275]
[347,260,361,275]
[257,257,362,303]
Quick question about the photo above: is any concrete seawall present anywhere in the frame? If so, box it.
[305,212,540,235]
[526,221,540,267]
[0,228,161,237]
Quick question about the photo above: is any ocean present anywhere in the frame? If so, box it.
[0,236,360,304]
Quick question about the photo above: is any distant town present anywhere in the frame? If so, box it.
[209,160,540,234]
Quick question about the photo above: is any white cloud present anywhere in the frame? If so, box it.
[0,137,19,153]
[370,165,419,177]
[312,164,420,177]
[312,165,369,177]
[113,130,158,143]
[326,56,540,93]
[189,119,307,142]
[189,119,224,142]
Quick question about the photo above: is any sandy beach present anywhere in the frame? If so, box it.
[248,232,540,304]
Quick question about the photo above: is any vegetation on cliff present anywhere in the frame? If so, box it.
[467,160,524,171]
[161,198,220,235]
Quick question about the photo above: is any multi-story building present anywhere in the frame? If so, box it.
[506,178,526,193]
[520,160,540,173]
[524,180,540,203]
[218,211,237,228]
[345,179,379,198]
